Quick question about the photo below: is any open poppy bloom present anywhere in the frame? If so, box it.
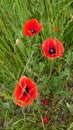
[23,19,43,36]
[13,76,38,107]
[42,38,64,59]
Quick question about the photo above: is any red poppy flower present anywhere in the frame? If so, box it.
[43,116,49,125]
[54,26,59,31]
[23,19,43,36]
[13,76,38,107]
[43,100,49,105]
[42,38,64,59]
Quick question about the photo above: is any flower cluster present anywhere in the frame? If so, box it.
[13,18,65,125]
[23,18,64,59]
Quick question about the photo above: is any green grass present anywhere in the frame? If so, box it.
[0,0,73,130]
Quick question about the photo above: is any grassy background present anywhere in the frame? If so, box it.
[0,0,73,130]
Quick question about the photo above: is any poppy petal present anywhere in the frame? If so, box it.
[37,23,43,33]
[14,84,24,99]
[56,39,64,56]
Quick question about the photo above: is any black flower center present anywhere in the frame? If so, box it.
[31,29,36,34]
[23,86,29,95]
[49,48,56,55]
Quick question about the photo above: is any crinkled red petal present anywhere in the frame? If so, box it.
[23,19,43,36]
[13,76,38,107]
[42,38,57,59]
[56,39,64,56]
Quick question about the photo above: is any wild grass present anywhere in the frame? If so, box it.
[0,0,73,130]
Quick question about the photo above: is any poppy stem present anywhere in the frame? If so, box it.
[48,59,54,80]
[21,108,26,122]
[38,109,45,130]
[21,50,34,76]
[58,57,69,64]
[41,116,46,130]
